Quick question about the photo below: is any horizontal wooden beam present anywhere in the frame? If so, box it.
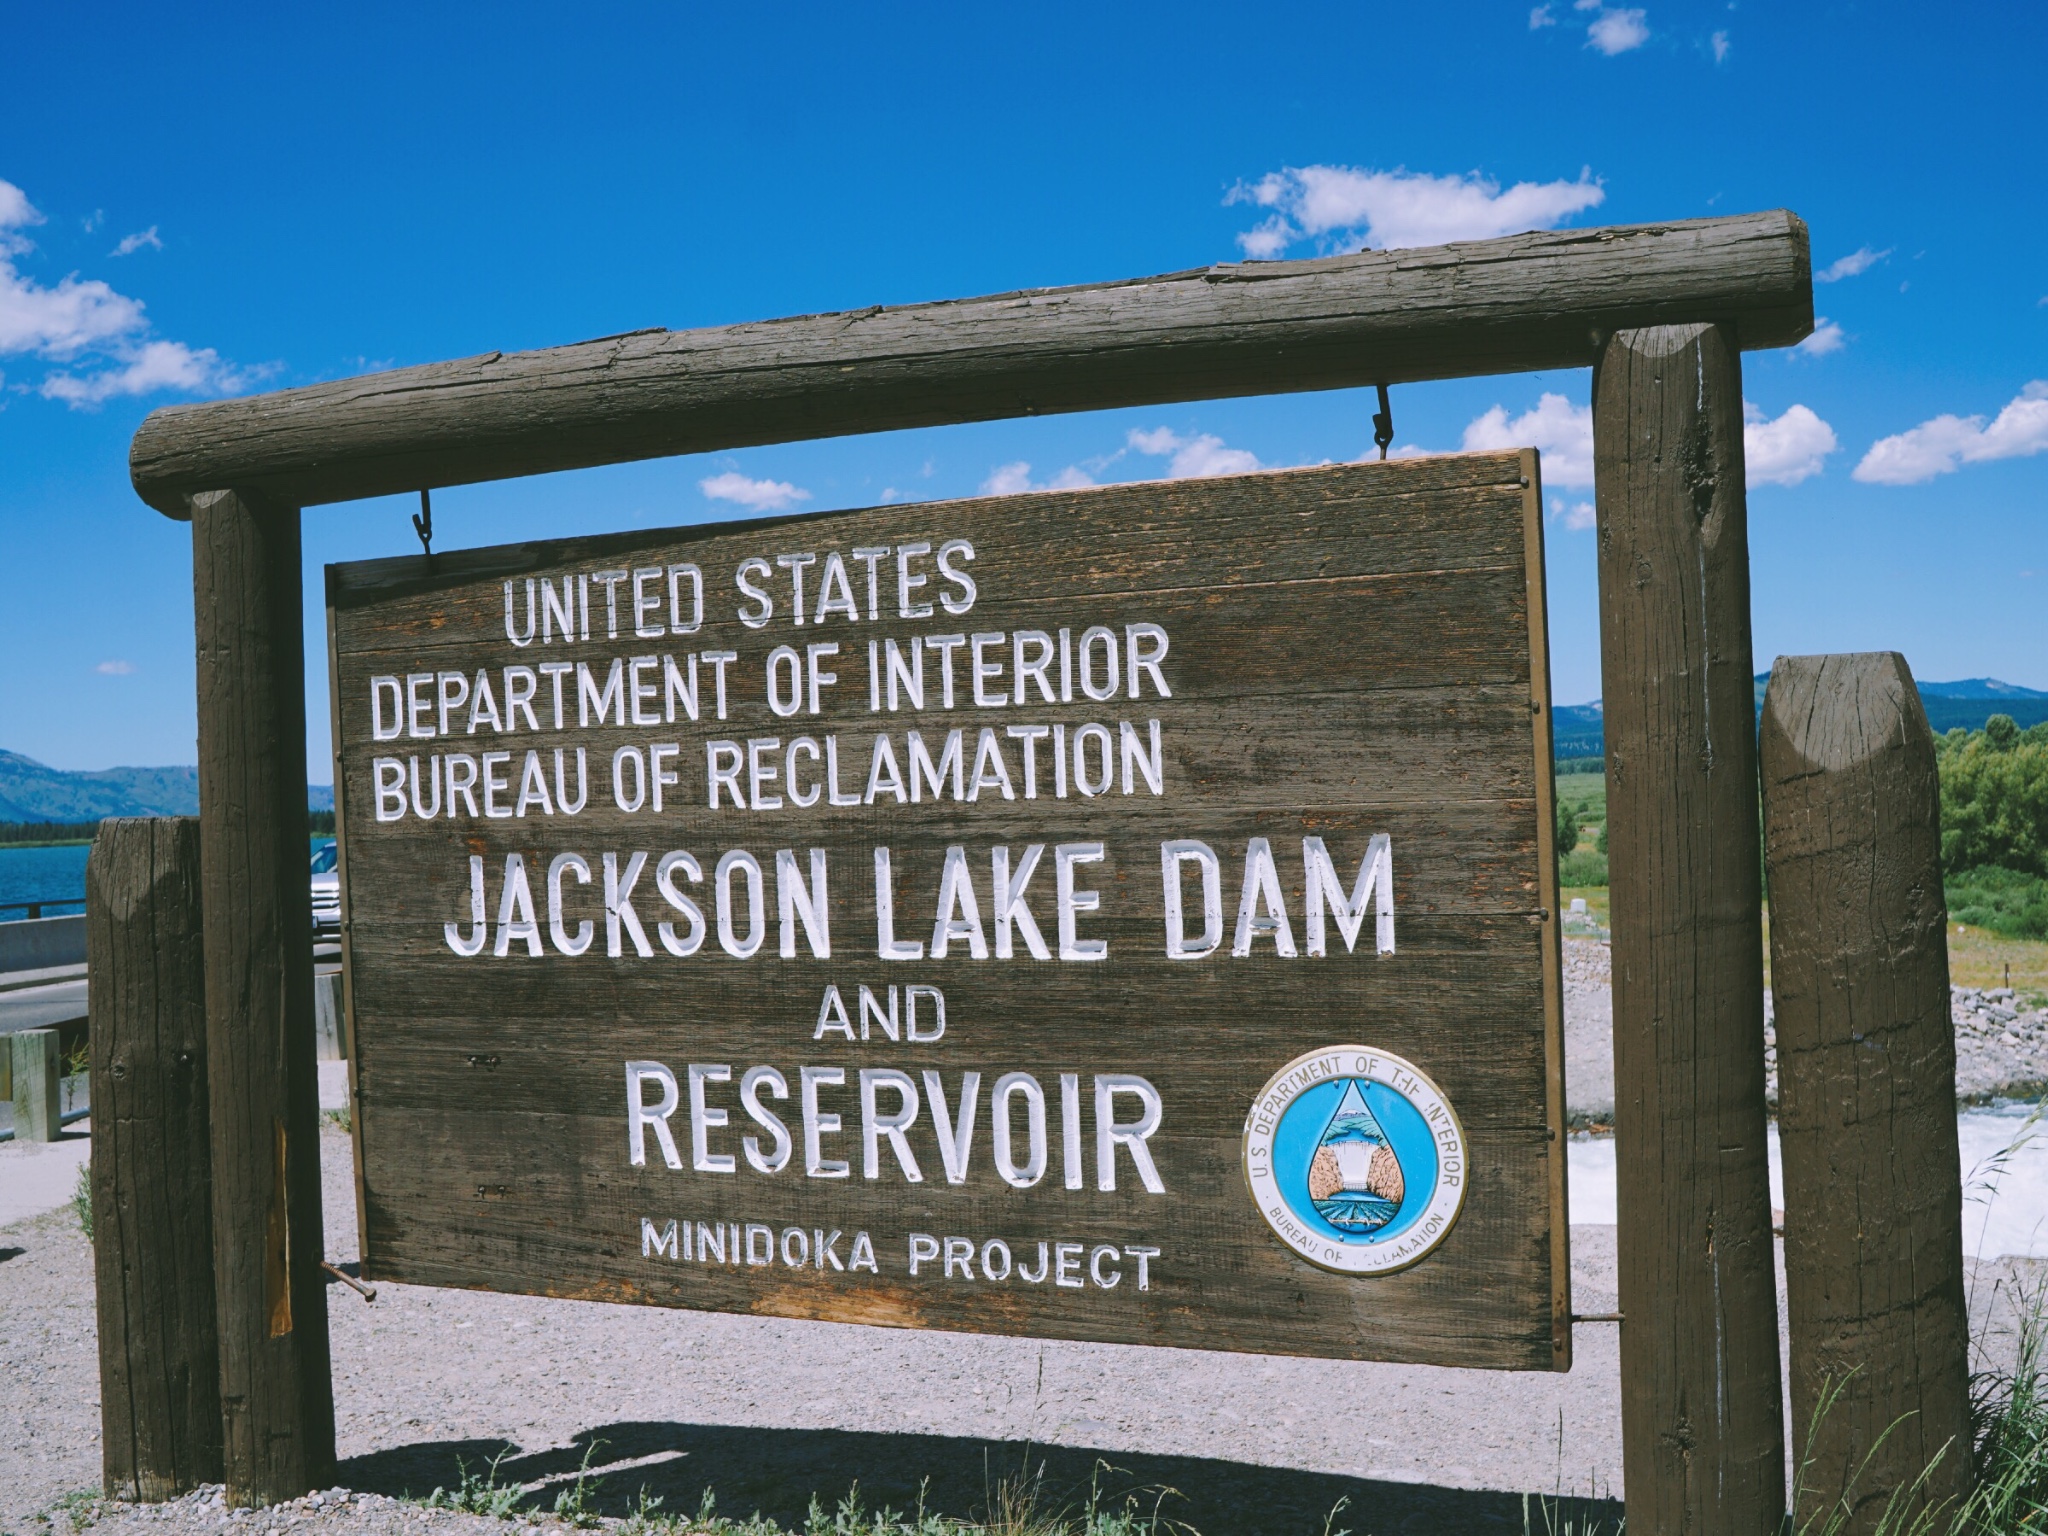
[131,210,1809,519]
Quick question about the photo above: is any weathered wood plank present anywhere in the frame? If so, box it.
[87,816,223,1501]
[10,1027,61,1141]
[134,214,1810,517]
[190,490,334,1505]
[1595,325,1784,1532]
[332,455,1570,1371]
[324,453,1535,618]
[1761,653,1973,1532]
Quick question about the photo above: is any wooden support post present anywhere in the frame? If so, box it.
[11,1027,61,1140]
[1760,654,1973,1530]
[1595,323,1785,1533]
[190,488,335,1504]
[87,816,224,1499]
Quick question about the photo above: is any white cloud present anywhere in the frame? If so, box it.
[1585,6,1650,53]
[1227,165,1604,257]
[96,659,135,676]
[1816,246,1890,283]
[1793,318,1845,357]
[1530,4,1556,25]
[1743,402,1837,486]
[1710,29,1730,61]
[0,179,142,353]
[1467,395,1836,490]
[1461,393,1595,488]
[982,461,1033,497]
[979,461,1095,496]
[0,257,143,357]
[1550,498,1597,531]
[1853,382,2048,485]
[40,340,240,406]
[699,471,811,511]
[110,226,162,257]
[1128,427,1262,479]
[1236,220,1293,261]
[0,180,41,248]
[0,177,237,406]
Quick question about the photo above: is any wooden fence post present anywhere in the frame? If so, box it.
[11,1027,62,1141]
[190,488,335,1504]
[87,816,224,1499]
[1594,322,1786,1533]
[1760,653,1973,1530]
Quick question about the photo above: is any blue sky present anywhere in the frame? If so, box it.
[2,1,2043,774]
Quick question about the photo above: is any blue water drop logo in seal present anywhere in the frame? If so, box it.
[1242,1045,1467,1275]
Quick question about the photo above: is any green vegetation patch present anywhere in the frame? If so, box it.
[1559,849,1609,887]
[1948,866,2048,942]
[1939,717,2048,879]
[0,818,100,847]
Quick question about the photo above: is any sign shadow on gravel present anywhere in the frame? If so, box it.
[340,1421,1623,1535]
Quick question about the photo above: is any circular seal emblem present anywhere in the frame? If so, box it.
[1243,1046,1467,1275]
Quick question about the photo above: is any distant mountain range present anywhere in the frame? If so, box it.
[0,751,333,823]
[1554,676,2048,760]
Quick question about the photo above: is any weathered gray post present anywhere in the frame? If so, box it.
[87,816,224,1499]
[10,1026,62,1141]
[1595,323,1786,1533]
[1761,653,1973,1531]
[190,488,335,1504]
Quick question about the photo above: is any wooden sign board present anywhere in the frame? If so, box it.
[327,452,1569,1370]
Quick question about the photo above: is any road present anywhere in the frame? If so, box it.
[0,971,87,1038]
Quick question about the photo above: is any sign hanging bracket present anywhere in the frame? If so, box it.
[1373,384,1394,461]
[412,488,434,556]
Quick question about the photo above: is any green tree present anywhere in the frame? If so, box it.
[1556,799,1581,858]
[1937,725,2048,877]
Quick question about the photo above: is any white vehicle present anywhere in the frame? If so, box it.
[311,841,340,939]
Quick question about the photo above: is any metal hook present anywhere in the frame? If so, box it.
[322,1260,376,1302]
[412,488,434,556]
[1372,384,1394,461]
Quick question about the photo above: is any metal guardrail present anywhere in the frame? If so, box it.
[0,1104,91,1143]
[0,899,86,920]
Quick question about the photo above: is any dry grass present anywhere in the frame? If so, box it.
[1948,927,2048,997]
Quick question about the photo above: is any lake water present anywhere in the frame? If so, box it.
[0,837,334,922]
[0,844,91,918]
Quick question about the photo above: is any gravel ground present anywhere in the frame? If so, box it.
[1561,938,2048,1121]
[9,1168,2041,1536]
[8,945,2044,1535]
[4,1126,1630,1536]
[1562,941,1614,1121]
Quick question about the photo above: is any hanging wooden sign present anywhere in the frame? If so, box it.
[325,450,1569,1369]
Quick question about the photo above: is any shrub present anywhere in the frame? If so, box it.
[1559,849,1609,888]
[1556,800,1582,859]
[1937,726,2048,879]
[1947,866,2048,941]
